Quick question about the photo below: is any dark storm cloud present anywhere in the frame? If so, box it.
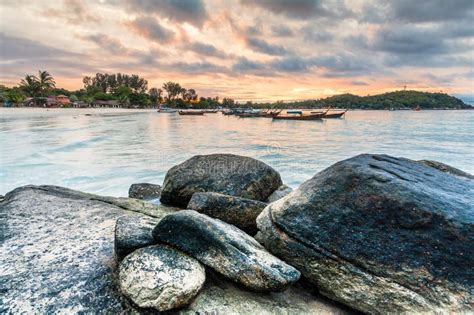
[271,25,294,37]
[186,42,229,58]
[246,37,289,56]
[240,0,352,19]
[125,0,208,27]
[127,16,175,43]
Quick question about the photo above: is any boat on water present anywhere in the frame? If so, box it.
[178,110,205,115]
[319,109,347,118]
[273,109,329,121]
[287,110,303,114]
[205,109,219,113]
[157,107,177,113]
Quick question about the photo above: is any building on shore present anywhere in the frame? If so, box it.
[46,95,71,107]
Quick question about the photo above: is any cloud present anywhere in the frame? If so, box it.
[127,16,175,43]
[240,0,352,19]
[245,37,289,56]
[125,0,208,27]
[186,42,229,58]
[169,61,228,74]
[81,34,131,54]
[232,57,266,73]
[301,26,333,42]
[271,25,294,37]
[387,0,474,22]
[42,0,99,25]
[351,80,369,86]
[270,56,313,72]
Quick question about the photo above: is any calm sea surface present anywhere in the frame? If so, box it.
[1,108,472,196]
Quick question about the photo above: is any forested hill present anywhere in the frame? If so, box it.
[257,91,472,110]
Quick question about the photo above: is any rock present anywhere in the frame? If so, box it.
[0,185,176,313]
[160,154,282,207]
[180,270,352,315]
[0,184,350,313]
[187,192,267,234]
[118,245,205,311]
[114,215,159,260]
[152,210,300,292]
[128,183,162,200]
[256,154,474,313]
[418,160,474,179]
[266,184,293,203]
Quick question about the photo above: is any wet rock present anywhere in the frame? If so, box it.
[418,160,474,179]
[114,215,159,260]
[187,192,267,234]
[266,184,293,203]
[128,183,162,200]
[0,185,174,313]
[160,154,282,207]
[256,154,474,313]
[118,245,205,311]
[152,210,300,292]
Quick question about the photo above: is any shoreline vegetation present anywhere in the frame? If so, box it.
[1,70,472,110]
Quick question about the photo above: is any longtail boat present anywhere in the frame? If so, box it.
[321,109,347,118]
[273,109,329,121]
[178,110,205,115]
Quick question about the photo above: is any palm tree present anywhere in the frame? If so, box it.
[37,70,55,96]
[20,74,40,105]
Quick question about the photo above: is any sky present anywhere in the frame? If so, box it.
[0,0,473,101]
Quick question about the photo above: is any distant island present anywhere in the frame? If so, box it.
[254,91,472,110]
[0,70,471,110]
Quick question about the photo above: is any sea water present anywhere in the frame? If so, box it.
[1,108,472,196]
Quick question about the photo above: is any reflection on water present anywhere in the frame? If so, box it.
[1,108,473,196]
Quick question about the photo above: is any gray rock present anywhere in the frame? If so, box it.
[119,245,205,311]
[180,271,352,315]
[418,160,474,179]
[256,154,474,313]
[114,215,159,260]
[152,210,300,292]
[128,183,162,200]
[266,184,293,203]
[0,185,176,313]
[160,154,282,207]
[187,192,267,234]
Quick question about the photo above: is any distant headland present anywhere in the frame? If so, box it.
[1,70,471,110]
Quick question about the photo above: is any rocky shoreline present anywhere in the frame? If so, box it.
[1,153,472,313]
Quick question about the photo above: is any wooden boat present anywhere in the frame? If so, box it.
[263,110,282,118]
[205,109,219,113]
[322,109,347,118]
[236,111,261,117]
[274,109,329,121]
[287,110,303,114]
[178,110,204,115]
[157,107,176,113]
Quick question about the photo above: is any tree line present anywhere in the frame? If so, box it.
[0,71,237,109]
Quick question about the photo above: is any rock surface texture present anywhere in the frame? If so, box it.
[187,192,267,234]
[118,245,205,311]
[418,159,474,179]
[266,184,293,203]
[0,185,175,313]
[256,154,474,313]
[0,185,348,313]
[114,215,159,260]
[153,210,300,292]
[160,154,282,207]
[128,183,162,200]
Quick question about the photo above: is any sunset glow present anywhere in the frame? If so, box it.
[1,0,473,101]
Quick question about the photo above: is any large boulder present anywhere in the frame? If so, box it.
[118,245,205,311]
[256,154,474,313]
[418,160,474,179]
[128,183,162,200]
[114,215,159,260]
[152,210,300,292]
[0,185,176,313]
[160,154,282,207]
[187,192,267,234]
